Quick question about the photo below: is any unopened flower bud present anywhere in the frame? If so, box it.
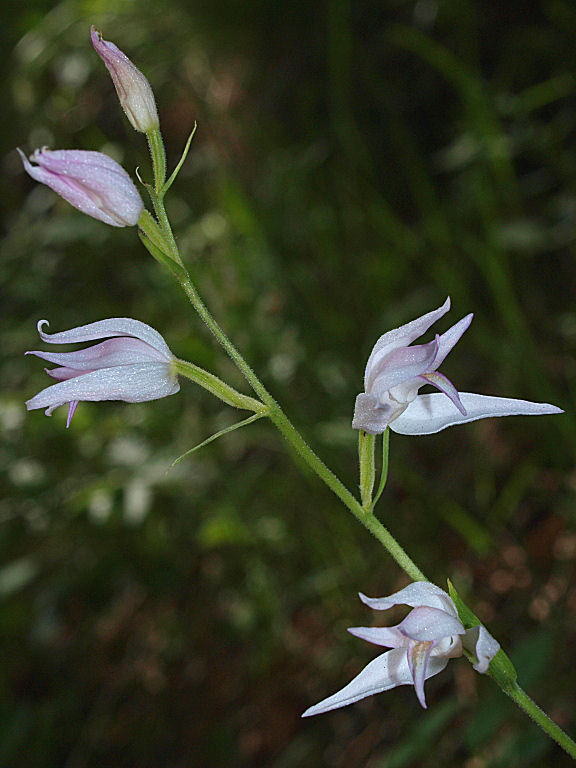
[91,25,159,133]
[18,148,143,227]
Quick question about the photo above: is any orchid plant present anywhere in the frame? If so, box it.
[19,25,575,759]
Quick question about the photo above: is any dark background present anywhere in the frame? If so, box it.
[2,0,576,765]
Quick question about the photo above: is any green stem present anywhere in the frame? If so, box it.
[147,128,166,194]
[503,684,576,759]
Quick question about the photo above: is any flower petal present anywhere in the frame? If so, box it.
[463,625,500,673]
[418,372,466,415]
[397,606,465,642]
[407,640,437,708]
[352,392,404,434]
[364,298,450,390]
[369,338,439,396]
[359,582,459,617]
[66,401,79,428]
[35,318,173,359]
[26,337,167,370]
[26,362,179,414]
[431,313,473,369]
[348,625,407,648]
[302,648,413,717]
[390,392,564,435]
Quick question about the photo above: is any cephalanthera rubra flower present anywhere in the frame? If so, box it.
[18,148,143,227]
[353,298,563,435]
[303,582,500,715]
[91,25,159,133]
[26,318,179,427]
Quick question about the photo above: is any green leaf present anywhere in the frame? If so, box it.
[170,413,265,467]
[162,123,198,197]
[371,427,390,511]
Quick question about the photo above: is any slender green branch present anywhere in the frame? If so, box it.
[503,684,576,758]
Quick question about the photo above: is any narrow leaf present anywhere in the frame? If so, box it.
[170,413,264,467]
[162,123,198,196]
[371,428,390,511]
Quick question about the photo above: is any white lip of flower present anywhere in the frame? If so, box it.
[352,297,563,435]
[25,317,179,427]
[302,582,501,716]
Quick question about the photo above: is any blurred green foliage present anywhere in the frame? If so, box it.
[2,0,576,765]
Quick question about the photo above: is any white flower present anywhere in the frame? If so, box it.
[353,298,563,435]
[302,582,500,716]
[26,318,179,426]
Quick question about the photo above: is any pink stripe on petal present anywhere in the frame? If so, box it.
[66,401,79,427]
[44,366,79,381]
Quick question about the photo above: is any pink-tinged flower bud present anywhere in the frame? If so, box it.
[18,148,144,227]
[26,318,180,427]
[91,25,159,134]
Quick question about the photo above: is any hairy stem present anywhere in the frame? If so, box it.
[504,684,576,759]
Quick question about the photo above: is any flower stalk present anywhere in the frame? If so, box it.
[358,431,376,510]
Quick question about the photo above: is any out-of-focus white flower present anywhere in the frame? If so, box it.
[353,298,563,435]
[302,582,500,715]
